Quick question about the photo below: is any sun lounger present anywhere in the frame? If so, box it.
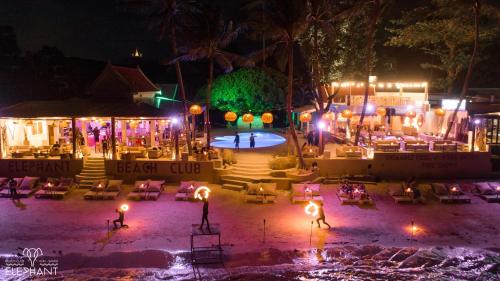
[83,179,109,199]
[336,182,373,205]
[127,180,165,200]
[175,181,208,201]
[471,182,500,203]
[291,183,323,204]
[35,177,75,199]
[244,183,277,203]
[431,183,471,204]
[0,178,9,192]
[1,177,40,198]
[0,178,24,197]
[387,183,425,204]
[84,180,122,200]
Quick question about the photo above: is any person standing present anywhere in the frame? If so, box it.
[307,130,314,146]
[113,208,125,229]
[249,133,256,148]
[199,196,210,231]
[102,137,109,158]
[93,127,100,153]
[234,132,240,151]
[316,202,331,229]
[8,178,18,200]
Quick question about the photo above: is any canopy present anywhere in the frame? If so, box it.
[0,98,179,118]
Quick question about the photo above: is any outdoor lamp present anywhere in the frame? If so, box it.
[317,121,326,130]
[171,118,179,125]
[474,119,481,125]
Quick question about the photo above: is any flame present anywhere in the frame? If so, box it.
[305,201,319,217]
[194,186,210,200]
[120,204,129,212]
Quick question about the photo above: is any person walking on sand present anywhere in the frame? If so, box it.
[234,131,240,151]
[249,133,256,148]
[316,202,331,229]
[307,130,314,146]
[8,178,18,200]
[113,208,125,229]
[199,196,210,231]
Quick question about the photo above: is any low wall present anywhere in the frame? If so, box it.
[305,152,491,179]
[0,159,83,178]
[105,160,215,182]
[305,158,373,178]
[372,152,491,179]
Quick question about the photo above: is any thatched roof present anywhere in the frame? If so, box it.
[0,98,179,118]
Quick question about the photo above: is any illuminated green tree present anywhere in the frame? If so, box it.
[199,68,285,114]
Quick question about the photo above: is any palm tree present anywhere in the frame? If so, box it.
[304,0,361,153]
[354,0,383,146]
[246,0,309,168]
[119,0,197,154]
[174,3,252,148]
[444,0,480,140]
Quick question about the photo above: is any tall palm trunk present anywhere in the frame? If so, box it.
[313,23,325,154]
[205,57,214,149]
[287,42,305,168]
[354,0,380,146]
[444,0,480,140]
[170,21,192,155]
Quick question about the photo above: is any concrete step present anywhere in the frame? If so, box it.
[220,175,261,183]
[80,173,106,178]
[82,166,105,170]
[231,166,271,172]
[233,163,269,168]
[222,184,245,192]
[220,178,252,188]
[231,171,270,177]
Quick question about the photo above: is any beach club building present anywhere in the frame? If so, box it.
[0,63,216,183]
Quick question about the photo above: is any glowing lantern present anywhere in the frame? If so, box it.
[405,111,416,118]
[305,201,319,217]
[376,107,386,117]
[224,111,237,122]
[341,109,353,119]
[189,104,203,115]
[120,204,129,212]
[194,186,211,200]
[434,108,445,117]
[129,121,138,129]
[299,112,312,123]
[321,112,334,121]
[242,113,254,123]
[261,112,273,124]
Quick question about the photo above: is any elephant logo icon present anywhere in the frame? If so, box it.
[22,248,43,267]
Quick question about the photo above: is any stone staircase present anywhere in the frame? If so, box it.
[76,157,106,188]
[222,160,272,192]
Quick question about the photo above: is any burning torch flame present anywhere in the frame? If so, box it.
[194,186,211,200]
[120,204,129,212]
[305,201,319,217]
[451,186,457,192]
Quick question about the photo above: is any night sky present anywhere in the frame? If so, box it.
[1,0,168,61]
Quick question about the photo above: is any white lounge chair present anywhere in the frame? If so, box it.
[290,183,323,204]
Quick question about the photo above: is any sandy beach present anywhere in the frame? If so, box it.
[0,182,499,280]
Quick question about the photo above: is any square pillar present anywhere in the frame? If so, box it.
[111,117,116,160]
[71,117,77,157]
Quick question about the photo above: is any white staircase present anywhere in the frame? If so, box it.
[76,157,106,188]
[221,157,272,192]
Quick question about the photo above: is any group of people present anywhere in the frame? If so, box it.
[233,131,256,151]
[340,180,370,200]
